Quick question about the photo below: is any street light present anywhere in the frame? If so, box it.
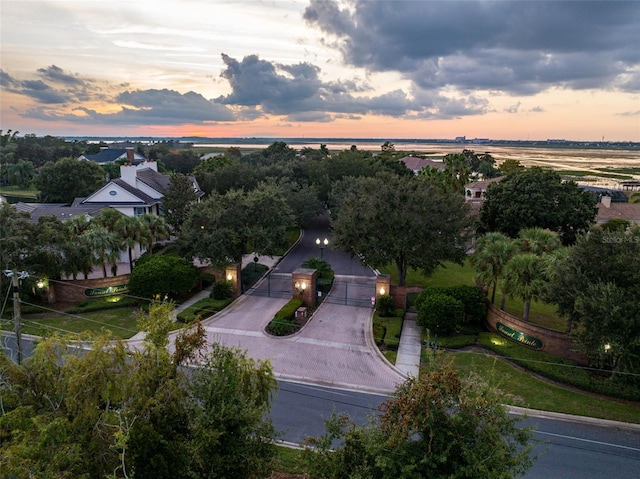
[316,237,329,258]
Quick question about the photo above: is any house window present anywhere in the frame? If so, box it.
[134,207,146,217]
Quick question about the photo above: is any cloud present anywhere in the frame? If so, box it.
[505,102,521,114]
[304,0,640,96]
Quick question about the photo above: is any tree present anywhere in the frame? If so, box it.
[139,214,170,254]
[443,152,472,193]
[34,157,105,203]
[479,168,596,244]
[305,360,534,479]
[180,182,295,269]
[163,172,199,231]
[6,159,34,188]
[128,254,199,299]
[545,226,640,374]
[0,304,280,479]
[83,224,122,277]
[471,232,517,305]
[333,173,471,286]
[187,343,279,479]
[499,158,525,175]
[502,253,546,322]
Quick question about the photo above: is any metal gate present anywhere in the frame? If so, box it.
[244,271,291,299]
[323,276,376,307]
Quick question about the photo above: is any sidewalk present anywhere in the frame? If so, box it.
[394,312,421,378]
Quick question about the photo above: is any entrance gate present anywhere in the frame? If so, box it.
[323,276,376,307]
[244,271,291,299]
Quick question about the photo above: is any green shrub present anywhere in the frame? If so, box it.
[129,255,199,299]
[266,317,298,336]
[212,280,233,300]
[376,294,396,317]
[478,332,640,401]
[416,286,485,322]
[65,296,139,313]
[416,293,464,335]
[266,298,304,336]
[177,298,232,323]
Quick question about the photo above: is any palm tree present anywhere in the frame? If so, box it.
[83,225,123,278]
[471,232,517,305]
[116,215,146,272]
[502,253,546,322]
[140,214,170,254]
[443,153,472,194]
[516,228,561,255]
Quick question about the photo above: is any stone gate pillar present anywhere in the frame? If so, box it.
[225,263,242,298]
[291,268,317,307]
[376,274,391,298]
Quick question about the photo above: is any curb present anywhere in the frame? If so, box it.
[508,405,640,431]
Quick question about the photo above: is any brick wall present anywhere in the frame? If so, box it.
[486,303,587,365]
[51,275,131,304]
[389,285,423,309]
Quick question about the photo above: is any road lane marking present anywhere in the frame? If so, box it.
[536,430,640,452]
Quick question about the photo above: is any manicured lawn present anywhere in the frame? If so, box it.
[446,350,640,424]
[381,259,567,331]
[3,307,141,339]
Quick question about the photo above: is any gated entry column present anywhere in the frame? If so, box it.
[225,263,241,298]
[376,274,391,298]
[291,268,317,307]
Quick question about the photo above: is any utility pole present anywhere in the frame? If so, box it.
[6,269,24,364]
[12,270,23,364]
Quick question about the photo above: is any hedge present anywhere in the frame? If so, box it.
[176,298,232,323]
[266,298,304,336]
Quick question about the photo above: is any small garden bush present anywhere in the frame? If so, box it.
[177,298,233,323]
[416,293,464,335]
[266,298,304,336]
[212,279,233,300]
[376,294,396,317]
[65,296,140,314]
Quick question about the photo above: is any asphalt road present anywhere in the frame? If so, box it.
[272,380,640,479]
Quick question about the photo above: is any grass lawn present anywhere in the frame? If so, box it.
[446,350,640,424]
[3,307,141,339]
[381,259,567,331]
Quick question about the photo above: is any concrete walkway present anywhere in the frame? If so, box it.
[394,312,421,378]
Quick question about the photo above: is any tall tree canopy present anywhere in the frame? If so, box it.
[0,303,279,479]
[34,157,105,203]
[305,360,534,479]
[163,172,199,231]
[332,172,471,286]
[546,225,640,377]
[479,167,596,244]
[179,181,295,268]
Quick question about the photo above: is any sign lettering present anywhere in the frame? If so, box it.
[84,284,129,297]
[496,322,543,349]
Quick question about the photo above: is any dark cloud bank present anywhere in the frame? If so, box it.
[4,0,639,127]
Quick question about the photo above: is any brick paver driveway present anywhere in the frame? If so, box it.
[190,290,405,394]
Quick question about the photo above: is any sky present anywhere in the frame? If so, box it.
[1,0,639,141]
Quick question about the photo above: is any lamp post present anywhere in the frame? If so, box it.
[316,237,329,259]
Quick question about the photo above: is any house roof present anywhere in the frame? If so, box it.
[400,156,446,172]
[137,168,170,194]
[596,202,640,223]
[80,149,145,164]
[465,177,503,190]
[13,201,107,222]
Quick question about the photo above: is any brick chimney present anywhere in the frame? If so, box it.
[126,147,135,163]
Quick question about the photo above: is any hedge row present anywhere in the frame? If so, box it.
[177,298,232,323]
[266,298,304,336]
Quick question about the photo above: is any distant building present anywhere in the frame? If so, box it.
[399,156,446,174]
[596,196,640,224]
[78,146,146,165]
